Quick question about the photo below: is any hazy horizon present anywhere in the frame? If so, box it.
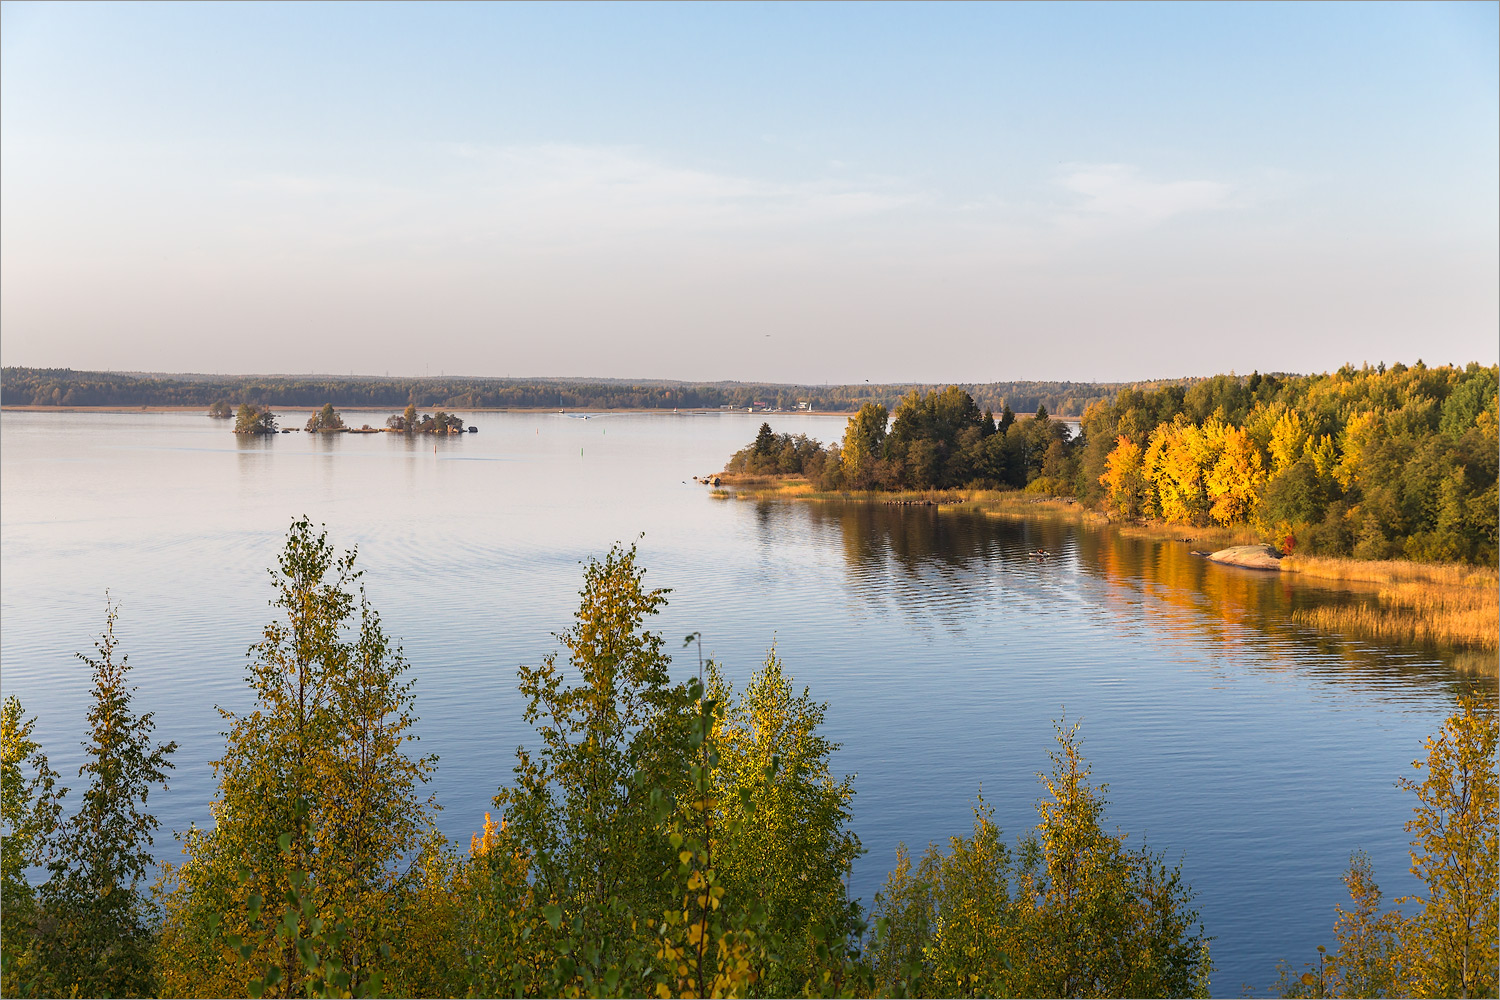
[3,2,1496,383]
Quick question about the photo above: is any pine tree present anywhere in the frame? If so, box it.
[35,599,177,998]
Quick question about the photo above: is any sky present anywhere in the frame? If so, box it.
[1,1,1496,384]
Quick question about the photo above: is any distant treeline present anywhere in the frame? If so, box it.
[728,362,1500,566]
[1,367,1192,416]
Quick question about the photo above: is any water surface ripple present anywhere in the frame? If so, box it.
[0,410,1472,992]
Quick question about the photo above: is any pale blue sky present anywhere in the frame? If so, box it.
[2,1,1495,382]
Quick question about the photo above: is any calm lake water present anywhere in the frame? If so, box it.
[0,409,1478,992]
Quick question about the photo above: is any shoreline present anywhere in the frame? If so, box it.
[709,474,1500,658]
[709,473,1258,548]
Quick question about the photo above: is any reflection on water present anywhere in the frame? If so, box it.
[791,500,1474,695]
[0,411,1476,993]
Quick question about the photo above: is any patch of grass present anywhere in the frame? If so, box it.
[1284,556,1499,656]
[711,473,817,494]
[1292,601,1498,655]
[1281,554,1496,589]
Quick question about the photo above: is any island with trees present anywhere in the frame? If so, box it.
[223,401,472,437]
[232,403,277,436]
[304,402,346,433]
[385,403,470,434]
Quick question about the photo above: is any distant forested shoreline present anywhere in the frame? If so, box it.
[2,367,1202,417]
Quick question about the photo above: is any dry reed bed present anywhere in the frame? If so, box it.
[1293,603,1498,654]
[1281,555,1497,589]
[1284,556,1499,655]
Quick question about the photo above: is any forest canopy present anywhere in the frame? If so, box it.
[725,363,1499,566]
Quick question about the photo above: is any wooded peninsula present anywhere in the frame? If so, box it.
[720,363,1497,565]
[718,362,1499,655]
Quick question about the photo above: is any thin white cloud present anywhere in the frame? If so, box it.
[215,150,1244,271]
[1054,163,1233,232]
[456,143,920,239]
[227,143,924,259]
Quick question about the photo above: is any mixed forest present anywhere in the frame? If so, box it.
[1,521,1495,999]
[4,367,1151,418]
[725,363,1499,567]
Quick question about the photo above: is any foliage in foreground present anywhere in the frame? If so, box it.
[871,723,1211,999]
[2,521,1493,998]
[2,599,177,998]
[1273,694,1497,998]
[154,517,437,998]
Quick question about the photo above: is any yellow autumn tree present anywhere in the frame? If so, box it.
[1205,423,1266,527]
[1011,720,1211,998]
[455,812,551,997]
[1334,411,1381,492]
[1326,852,1405,997]
[1099,435,1150,519]
[1305,434,1339,480]
[154,518,438,998]
[707,649,863,996]
[1145,417,1218,525]
[1275,851,1406,998]
[1268,409,1309,475]
[872,721,1211,998]
[870,799,1016,999]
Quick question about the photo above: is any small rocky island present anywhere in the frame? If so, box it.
[383,404,473,434]
[227,403,477,436]
[306,402,348,433]
[232,403,277,435]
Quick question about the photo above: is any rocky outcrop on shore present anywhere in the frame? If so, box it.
[1206,544,1283,570]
